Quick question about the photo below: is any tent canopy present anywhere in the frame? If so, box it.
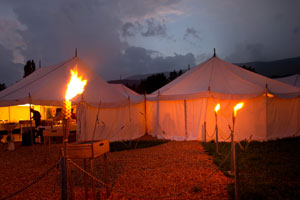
[0,57,133,107]
[151,56,300,100]
[110,84,143,103]
[276,74,300,88]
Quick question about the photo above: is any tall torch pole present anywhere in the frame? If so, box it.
[61,100,71,200]
[232,102,244,200]
[61,67,87,200]
[215,104,220,154]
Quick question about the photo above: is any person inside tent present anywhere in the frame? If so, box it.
[30,108,43,143]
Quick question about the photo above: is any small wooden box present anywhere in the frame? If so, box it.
[43,129,64,137]
[66,140,109,159]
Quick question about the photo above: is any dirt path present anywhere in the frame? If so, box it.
[0,141,231,199]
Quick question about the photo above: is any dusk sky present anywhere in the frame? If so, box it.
[1,0,300,86]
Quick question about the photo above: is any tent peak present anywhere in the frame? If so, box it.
[213,48,216,57]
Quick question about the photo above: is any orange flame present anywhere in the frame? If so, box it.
[234,102,244,117]
[65,66,87,101]
[215,103,220,113]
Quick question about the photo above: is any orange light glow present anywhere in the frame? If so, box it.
[65,66,87,101]
[264,93,274,98]
[234,102,244,117]
[215,103,220,113]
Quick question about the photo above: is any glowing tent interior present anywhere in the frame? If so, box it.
[0,56,145,142]
[146,55,300,141]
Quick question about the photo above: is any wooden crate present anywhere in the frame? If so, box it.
[66,140,109,159]
[43,129,64,137]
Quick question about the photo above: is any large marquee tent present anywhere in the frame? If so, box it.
[0,56,145,142]
[146,55,300,141]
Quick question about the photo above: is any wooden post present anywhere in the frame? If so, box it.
[215,111,219,153]
[232,139,239,200]
[67,160,74,199]
[104,153,109,197]
[90,158,96,200]
[61,100,70,200]
[203,121,207,143]
[231,118,239,200]
[235,142,239,200]
[230,131,234,174]
[61,156,67,200]
[84,159,88,200]
[216,124,219,153]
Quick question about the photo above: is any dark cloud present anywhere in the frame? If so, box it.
[184,27,201,40]
[196,53,211,63]
[0,45,23,85]
[294,26,300,35]
[0,0,186,85]
[122,22,136,37]
[122,19,168,38]
[141,18,167,37]
[225,43,266,63]
[105,46,196,78]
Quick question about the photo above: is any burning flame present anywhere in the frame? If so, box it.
[234,102,244,117]
[215,103,220,113]
[65,66,87,101]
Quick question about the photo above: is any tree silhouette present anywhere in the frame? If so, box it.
[240,65,255,72]
[0,83,6,91]
[139,73,169,94]
[24,60,36,78]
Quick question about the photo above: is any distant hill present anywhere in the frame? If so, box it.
[236,56,300,78]
[109,70,188,86]
[108,79,142,86]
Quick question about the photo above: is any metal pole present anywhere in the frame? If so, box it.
[215,112,219,153]
[184,100,188,139]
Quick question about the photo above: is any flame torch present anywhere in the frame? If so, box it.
[61,66,87,200]
[215,103,220,153]
[63,67,87,154]
[231,102,244,200]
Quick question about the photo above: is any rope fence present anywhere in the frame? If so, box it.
[1,144,232,200]
[68,146,232,199]
[1,159,60,200]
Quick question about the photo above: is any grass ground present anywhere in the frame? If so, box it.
[202,137,300,200]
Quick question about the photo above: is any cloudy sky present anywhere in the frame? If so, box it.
[1,0,300,86]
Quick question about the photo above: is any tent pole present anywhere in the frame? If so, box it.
[144,93,148,134]
[184,100,187,139]
[29,93,33,145]
[156,91,160,136]
[8,106,10,122]
[265,84,269,139]
[128,96,132,122]
[92,100,101,141]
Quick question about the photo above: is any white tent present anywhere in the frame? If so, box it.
[276,74,300,88]
[110,84,140,98]
[0,57,145,141]
[147,56,300,141]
